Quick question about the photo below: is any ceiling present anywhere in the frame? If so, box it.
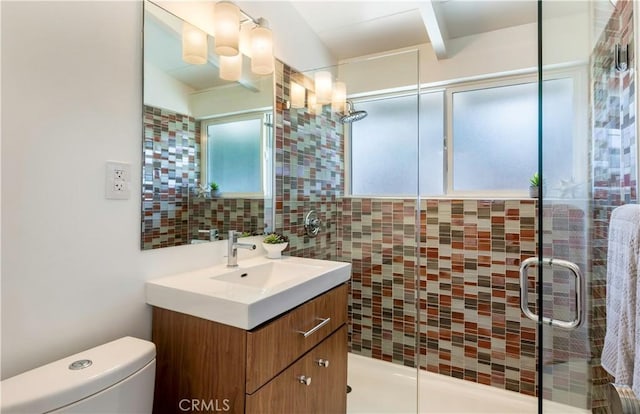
[288,0,538,60]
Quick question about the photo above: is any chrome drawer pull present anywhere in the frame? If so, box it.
[298,375,312,386]
[298,317,331,338]
[316,358,330,368]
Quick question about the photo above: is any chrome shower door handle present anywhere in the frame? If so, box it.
[519,257,586,330]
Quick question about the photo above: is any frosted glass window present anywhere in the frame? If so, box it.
[351,92,443,196]
[207,118,262,193]
[541,78,575,196]
[419,92,444,195]
[452,80,574,193]
[452,83,538,191]
[351,95,418,196]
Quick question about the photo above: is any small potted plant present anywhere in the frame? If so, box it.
[210,182,220,198]
[262,232,289,259]
[529,172,540,198]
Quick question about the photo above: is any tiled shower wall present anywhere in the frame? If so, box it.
[340,199,418,366]
[274,61,344,260]
[590,0,637,411]
[142,105,266,249]
[341,199,540,395]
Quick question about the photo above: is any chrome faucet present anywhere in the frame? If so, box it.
[198,228,219,241]
[227,230,256,267]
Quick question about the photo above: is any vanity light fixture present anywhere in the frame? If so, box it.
[332,81,346,113]
[315,71,333,105]
[250,18,274,75]
[290,81,306,109]
[182,23,208,65]
[219,53,242,81]
[214,1,240,56]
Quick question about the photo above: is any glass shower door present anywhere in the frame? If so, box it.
[537,0,623,412]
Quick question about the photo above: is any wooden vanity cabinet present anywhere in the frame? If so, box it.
[152,284,348,414]
[245,326,347,413]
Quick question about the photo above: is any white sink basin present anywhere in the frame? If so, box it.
[146,256,351,330]
[211,261,322,288]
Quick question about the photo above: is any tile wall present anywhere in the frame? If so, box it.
[590,0,637,411]
[273,61,344,260]
[142,105,268,248]
[341,198,541,395]
[188,197,266,241]
[142,105,198,249]
[540,202,592,408]
[340,199,418,366]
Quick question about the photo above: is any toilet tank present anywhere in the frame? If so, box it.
[1,336,156,414]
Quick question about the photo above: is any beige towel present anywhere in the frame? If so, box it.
[601,204,640,397]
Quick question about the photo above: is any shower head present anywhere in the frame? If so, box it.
[340,100,368,124]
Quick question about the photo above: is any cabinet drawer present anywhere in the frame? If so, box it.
[245,284,347,393]
[246,326,347,414]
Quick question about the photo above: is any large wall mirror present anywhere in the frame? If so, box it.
[142,1,274,250]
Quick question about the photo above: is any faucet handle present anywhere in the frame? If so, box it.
[228,230,238,242]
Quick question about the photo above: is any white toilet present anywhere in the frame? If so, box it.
[1,336,156,413]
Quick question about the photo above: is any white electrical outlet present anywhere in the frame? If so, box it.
[105,161,131,200]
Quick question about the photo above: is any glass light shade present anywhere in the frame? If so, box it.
[182,23,208,65]
[307,92,322,115]
[214,1,240,56]
[290,82,306,109]
[332,81,347,113]
[219,54,242,81]
[315,71,332,104]
[250,19,274,75]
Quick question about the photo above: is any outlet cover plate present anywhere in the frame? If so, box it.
[105,161,131,200]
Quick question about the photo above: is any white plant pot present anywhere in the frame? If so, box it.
[529,185,539,198]
[262,242,288,259]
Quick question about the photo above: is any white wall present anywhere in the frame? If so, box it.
[0,0,264,379]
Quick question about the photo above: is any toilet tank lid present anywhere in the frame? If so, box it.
[1,336,156,414]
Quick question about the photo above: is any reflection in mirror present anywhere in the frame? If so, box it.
[202,112,272,197]
[141,1,274,250]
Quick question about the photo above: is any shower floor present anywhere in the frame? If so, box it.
[346,353,590,414]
